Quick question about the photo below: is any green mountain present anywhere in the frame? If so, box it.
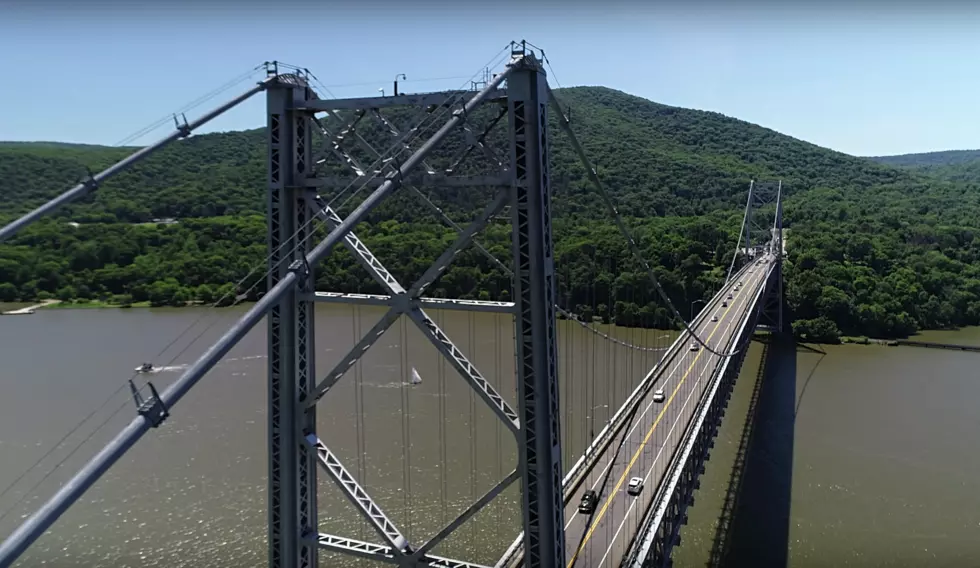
[869,149,980,168]
[3,86,980,341]
[869,149,980,184]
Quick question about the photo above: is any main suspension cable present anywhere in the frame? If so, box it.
[547,87,751,359]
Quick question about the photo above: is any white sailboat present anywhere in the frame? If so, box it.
[410,367,422,385]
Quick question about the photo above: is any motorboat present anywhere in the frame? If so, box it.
[135,362,154,373]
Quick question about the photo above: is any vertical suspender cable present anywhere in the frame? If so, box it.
[562,263,572,462]
[494,311,503,542]
[437,309,448,527]
[405,316,414,540]
[352,303,365,540]
[468,311,477,543]
[398,317,409,538]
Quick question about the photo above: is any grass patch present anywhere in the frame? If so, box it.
[42,299,152,309]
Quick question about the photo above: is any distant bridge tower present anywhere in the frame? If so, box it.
[744,180,784,333]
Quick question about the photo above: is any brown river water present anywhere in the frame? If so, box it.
[1,305,978,567]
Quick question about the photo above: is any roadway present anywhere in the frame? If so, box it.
[560,255,772,568]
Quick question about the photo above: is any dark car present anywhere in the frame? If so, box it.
[578,490,598,514]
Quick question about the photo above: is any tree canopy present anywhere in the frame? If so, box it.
[3,86,980,341]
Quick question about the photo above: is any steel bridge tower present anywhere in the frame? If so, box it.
[741,180,784,333]
[263,48,566,568]
[0,45,566,568]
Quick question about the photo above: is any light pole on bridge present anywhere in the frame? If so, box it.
[690,298,708,321]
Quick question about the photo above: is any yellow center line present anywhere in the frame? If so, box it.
[565,275,754,568]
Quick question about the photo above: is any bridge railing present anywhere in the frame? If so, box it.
[625,256,775,568]
[558,258,760,500]
[497,258,760,568]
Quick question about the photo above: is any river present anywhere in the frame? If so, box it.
[1,306,978,567]
[674,327,980,568]
[0,304,668,567]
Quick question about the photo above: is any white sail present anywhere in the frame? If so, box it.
[410,367,422,385]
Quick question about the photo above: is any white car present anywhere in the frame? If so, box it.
[653,388,665,403]
[711,315,719,322]
[627,477,644,496]
[690,342,699,352]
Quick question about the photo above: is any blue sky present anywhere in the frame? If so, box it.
[1,1,978,157]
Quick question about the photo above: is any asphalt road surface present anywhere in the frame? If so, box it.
[560,255,772,568]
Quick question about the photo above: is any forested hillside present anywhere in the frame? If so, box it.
[869,149,980,185]
[869,149,980,168]
[3,86,980,341]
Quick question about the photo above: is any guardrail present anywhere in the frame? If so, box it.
[497,259,759,568]
[625,258,775,568]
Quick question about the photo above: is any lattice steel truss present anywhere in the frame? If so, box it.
[268,46,567,568]
[0,45,566,568]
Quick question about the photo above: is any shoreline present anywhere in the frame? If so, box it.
[3,300,967,346]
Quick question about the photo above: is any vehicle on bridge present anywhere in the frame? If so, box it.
[711,315,719,322]
[578,490,598,514]
[627,477,644,496]
[689,342,699,352]
[722,301,728,307]
[728,293,733,299]
[653,388,665,403]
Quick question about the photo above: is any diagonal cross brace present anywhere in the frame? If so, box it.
[406,305,520,428]
[306,192,505,398]
[312,115,367,176]
[305,434,411,555]
[447,107,509,173]
[329,109,434,176]
[410,189,510,297]
[307,194,520,434]
[372,109,438,174]
[315,198,406,294]
[413,469,520,559]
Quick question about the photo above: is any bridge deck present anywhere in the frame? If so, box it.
[559,256,771,568]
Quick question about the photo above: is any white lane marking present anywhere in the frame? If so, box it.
[595,268,766,566]
[561,276,743,531]
[596,301,743,567]
[562,266,764,537]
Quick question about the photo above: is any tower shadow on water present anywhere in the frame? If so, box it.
[707,316,802,568]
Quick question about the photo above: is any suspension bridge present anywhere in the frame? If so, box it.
[0,41,785,568]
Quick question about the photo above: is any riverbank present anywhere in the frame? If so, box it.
[0,299,61,315]
[0,298,201,311]
[839,335,899,346]
[44,299,154,309]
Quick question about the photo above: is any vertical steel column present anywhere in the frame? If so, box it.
[507,54,566,568]
[773,182,784,332]
[267,74,319,568]
[743,180,755,257]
